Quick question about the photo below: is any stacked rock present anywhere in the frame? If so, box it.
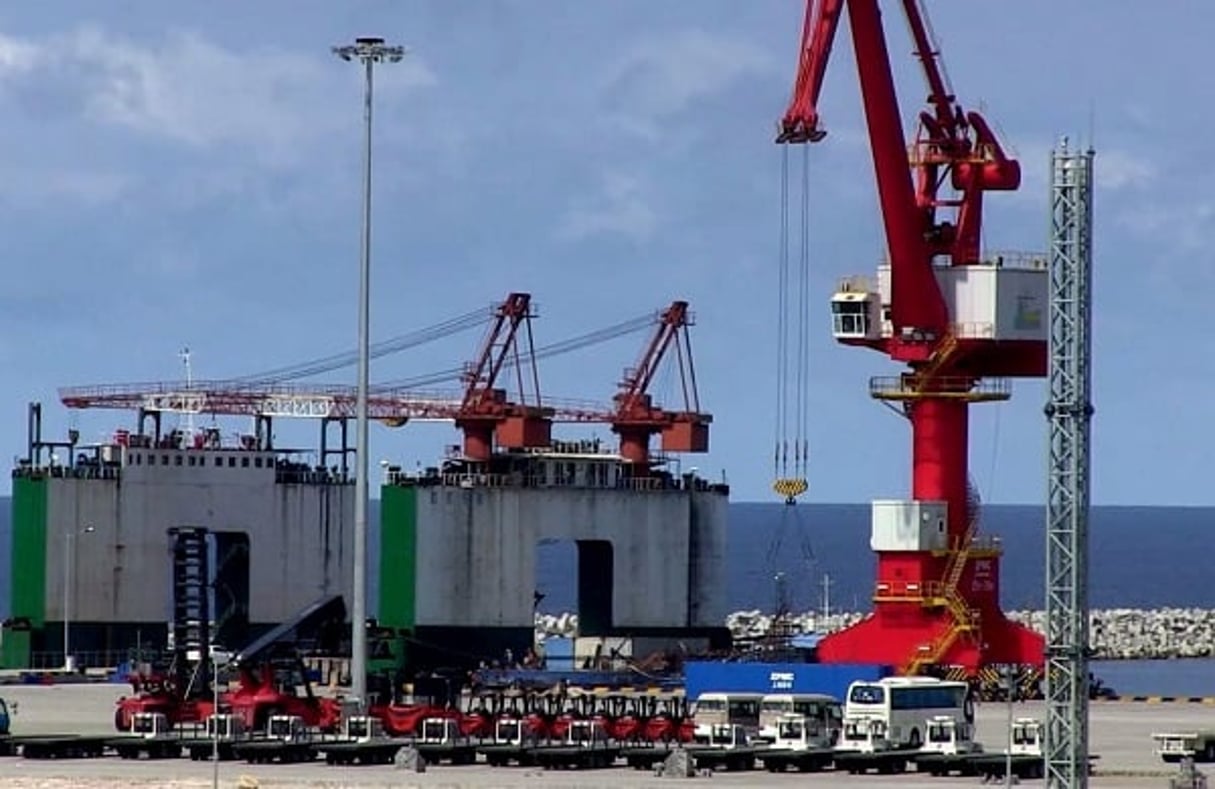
[533,608,1215,659]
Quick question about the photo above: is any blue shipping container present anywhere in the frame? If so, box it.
[542,638,574,670]
[684,662,893,702]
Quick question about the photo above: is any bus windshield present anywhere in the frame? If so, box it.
[849,684,885,705]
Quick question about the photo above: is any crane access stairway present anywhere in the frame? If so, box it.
[867,326,1012,404]
[904,484,986,676]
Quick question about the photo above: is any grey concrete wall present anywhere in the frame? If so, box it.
[688,492,728,627]
[414,486,727,630]
[45,452,352,626]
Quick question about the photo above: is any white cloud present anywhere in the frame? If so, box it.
[0,166,132,208]
[598,28,776,139]
[556,171,657,244]
[0,26,437,165]
[1123,201,1214,257]
[0,31,36,72]
[1092,149,1156,192]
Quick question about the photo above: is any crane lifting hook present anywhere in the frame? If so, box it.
[773,477,809,503]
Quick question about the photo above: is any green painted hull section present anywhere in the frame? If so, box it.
[378,485,417,631]
[3,476,48,668]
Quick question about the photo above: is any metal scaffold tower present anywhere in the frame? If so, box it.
[1044,138,1096,788]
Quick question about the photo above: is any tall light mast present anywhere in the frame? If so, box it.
[331,35,406,709]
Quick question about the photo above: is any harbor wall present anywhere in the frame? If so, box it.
[535,608,1215,661]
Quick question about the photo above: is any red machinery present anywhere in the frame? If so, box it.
[610,300,711,477]
[115,595,346,733]
[60,294,712,471]
[777,0,1046,675]
[454,292,554,461]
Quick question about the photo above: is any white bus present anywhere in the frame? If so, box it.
[842,677,972,749]
[757,693,843,744]
[691,692,762,737]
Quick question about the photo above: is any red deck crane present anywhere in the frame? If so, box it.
[610,300,711,476]
[58,296,715,469]
[778,0,1047,678]
[454,292,554,462]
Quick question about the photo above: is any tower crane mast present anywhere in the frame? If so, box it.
[776,0,1049,684]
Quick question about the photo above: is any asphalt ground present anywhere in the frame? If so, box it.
[0,684,1205,787]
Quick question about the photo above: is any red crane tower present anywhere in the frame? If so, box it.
[454,292,554,461]
[610,300,711,477]
[778,0,1047,677]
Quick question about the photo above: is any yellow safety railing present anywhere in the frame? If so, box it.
[869,376,1011,402]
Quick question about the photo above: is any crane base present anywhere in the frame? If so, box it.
[814,605,1044,675]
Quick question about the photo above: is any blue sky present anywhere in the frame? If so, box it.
[0,1,1208,505]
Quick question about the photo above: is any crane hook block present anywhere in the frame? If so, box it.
[773,478,809,502]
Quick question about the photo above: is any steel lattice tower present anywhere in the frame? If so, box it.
[1044,138,1095,788]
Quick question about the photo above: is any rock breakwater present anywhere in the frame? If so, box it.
[534,607,1215,660]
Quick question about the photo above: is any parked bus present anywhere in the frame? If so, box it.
[757,693,843,743]
[691,692,762,737]
[842,676,971,749]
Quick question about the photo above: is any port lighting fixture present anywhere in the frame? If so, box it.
[331,35,406,710]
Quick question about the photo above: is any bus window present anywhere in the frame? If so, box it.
[849,684,885,705]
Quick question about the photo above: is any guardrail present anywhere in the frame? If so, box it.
[869,376,1012,401]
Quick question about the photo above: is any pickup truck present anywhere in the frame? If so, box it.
[1153,729,1215,763]
[180,713,248,761]
[528,719,620,770]
[832,715,919,775]
[756,713,835,773]
[314,715,404,765]
[105,711,184,759]
[911,715,983,776]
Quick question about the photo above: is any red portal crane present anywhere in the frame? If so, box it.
[611,300,711,476]
[778,0,1047,677]
[455,292,554,461]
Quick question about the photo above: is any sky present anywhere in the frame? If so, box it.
[0,1,1209,506]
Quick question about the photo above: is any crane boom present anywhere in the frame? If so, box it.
[616,301,695,414]
[461,292,540,412]
[612,301,710,473]
[780,0,947,344]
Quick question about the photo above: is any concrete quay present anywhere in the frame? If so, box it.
[535,607,1215,660]
[0,684,1209,787]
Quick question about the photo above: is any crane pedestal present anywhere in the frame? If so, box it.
[813,381,1045,685]
[814,569,1044,674]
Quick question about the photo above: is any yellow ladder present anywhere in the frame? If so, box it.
[913,327,959,392]
[905,482,982,675]
[906,597,980,675]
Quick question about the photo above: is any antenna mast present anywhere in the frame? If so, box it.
[179,347,196,443]
[821,572,833,621]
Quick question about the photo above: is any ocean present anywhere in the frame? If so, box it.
[2,499,1212,696]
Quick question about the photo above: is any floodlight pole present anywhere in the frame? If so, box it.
[331,35,405,710]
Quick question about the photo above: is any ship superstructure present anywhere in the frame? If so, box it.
[3,404,352,669]
[3,293,729,673]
